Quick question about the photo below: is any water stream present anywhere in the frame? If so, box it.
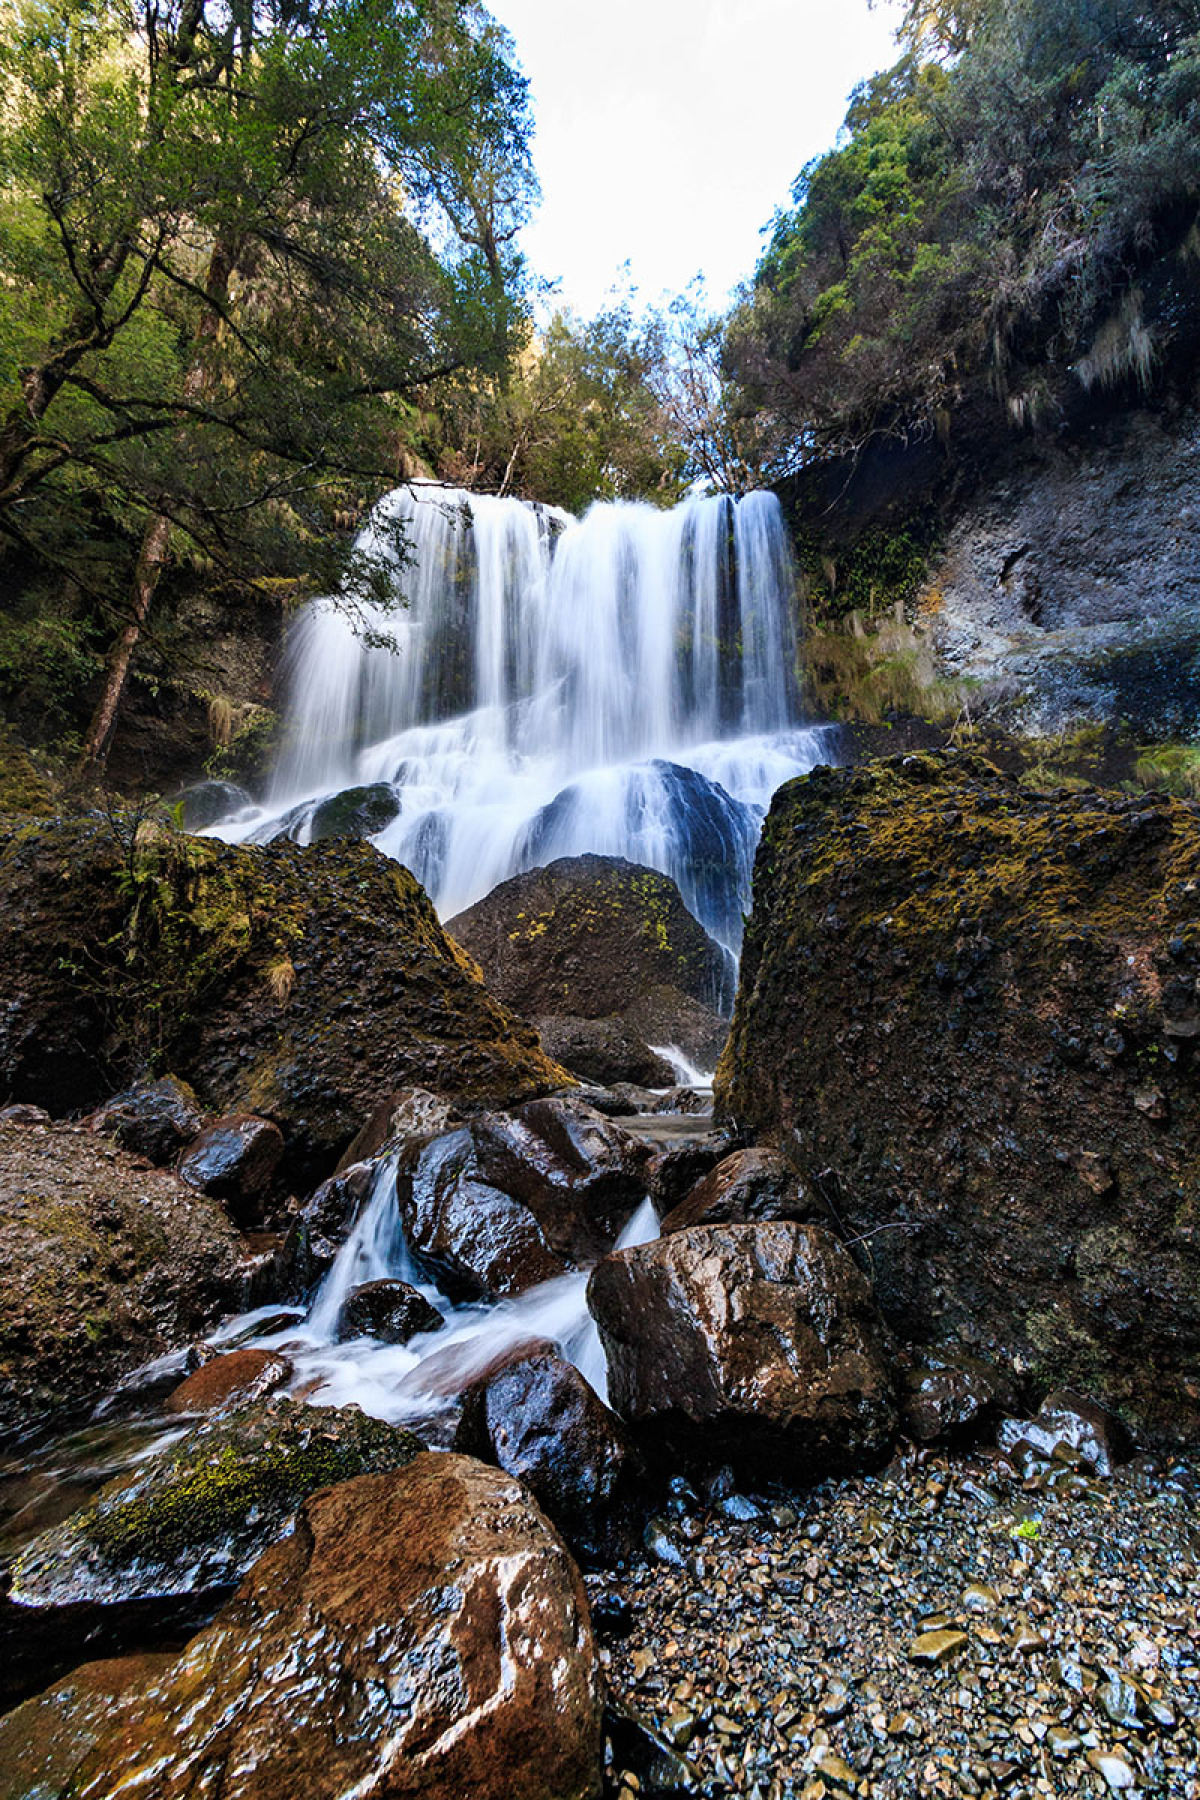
[204,483,837,953]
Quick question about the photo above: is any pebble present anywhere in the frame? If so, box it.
[908,1628,969,1665]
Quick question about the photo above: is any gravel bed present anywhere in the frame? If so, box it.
[591,1446,1199,1799]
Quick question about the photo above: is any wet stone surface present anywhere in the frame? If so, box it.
[592,1446,1199,1799]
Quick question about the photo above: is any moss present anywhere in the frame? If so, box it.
[806,620,967,725]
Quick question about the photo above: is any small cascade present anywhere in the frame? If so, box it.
[649,1045,715,1088]
[205,483,837,954]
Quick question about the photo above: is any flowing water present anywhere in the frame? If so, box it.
[204,483,837,953]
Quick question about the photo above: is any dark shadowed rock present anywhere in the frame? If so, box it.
[86,1076,205,1165]
[587,1222,897,1479]
[8,1400,423,1609]
[455,1343,645,1565]
[0,1103,50,1126]
[281,1159,376,1294]
[716,752,1200,1440]
[0,1122,250,1442]
[178,1113,285,1224]
[165,1347,292,1414]
[535,1015,677,1088]
[659,1147,822,1236]
[0,817,568,1185]
[338,1279,444,1344]
[309,782,399,842]
[398,1099,653,1298]
[0,1455,604,1800]
[899,1348,1019,1445]
[174,779,252,830]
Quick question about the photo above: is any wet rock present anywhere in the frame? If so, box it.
[0,1103,49,1125]
[308,781,399,842]
[173,779,252,830]
[338,1278,443,1344]
[8,1399,423,1608]
[177,1113,285,1225]
[998,1387,1132,1476]
[605,1695,699,1795]
[659,1147,820,1235]
[899,1348,1019,1444]
[85,1075,206,1165]
[0,1121,249,1442]
[0,817,567,1186]
[335,1086,462,1170]
[716,753,1200,1439]
[650,1086,710,1116]
[165,1347,292,1414]
[398,1099,653,1297]
[908,1628,969,1666]
[0,1455,604,1800]
[587,1223,897,1479]
[536,1015,677,1089]
[281,1159,376,1294]
[455,1342,645,1564]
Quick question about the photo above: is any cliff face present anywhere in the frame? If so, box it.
[716,752,1200,1441]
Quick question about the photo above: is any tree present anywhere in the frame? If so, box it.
[0,0,537,766]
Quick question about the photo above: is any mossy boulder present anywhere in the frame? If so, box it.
[716,751,1200,1441]
[8,1398,423,1607]
[309,782,399,842]
[447,855,732,1071]
[0,1121,250,1442]
[0,815,568,1182]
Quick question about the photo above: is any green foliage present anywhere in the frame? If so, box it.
[794,514,941,620]
[729,0,1200,467]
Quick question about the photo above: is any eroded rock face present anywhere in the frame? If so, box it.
[8,1400,423,1608]
[447,855,731,1067]
[0,1121,249,1442]
[0,1455,605,1800]
[455,1344,645,1565]
[587,1223,897,1479]
[716,753,1200,1440]
[0,817,568,1183]
[398,1099,653,1298]
[86,1076,205,1165]
[659,1148,822,1236]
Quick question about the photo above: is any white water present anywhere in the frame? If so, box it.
[650,1044,715,1088]
[247,1182,662,1425]
[204,483,837,954]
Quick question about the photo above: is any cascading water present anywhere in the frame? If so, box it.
[205,483,837,955]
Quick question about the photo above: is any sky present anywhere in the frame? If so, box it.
[487,0,906,319]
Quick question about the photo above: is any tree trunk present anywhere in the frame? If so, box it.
[79,237,237,777]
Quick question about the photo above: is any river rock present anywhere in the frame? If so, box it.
[282,1159,376,1294]
[447,854,732,1065]
[716,752,1200,1440]
[659,1147,822,1235]
[0,1121,250,1441]
[86,1075,205,1165]
[8,1399,423,1608]
[309,781,399,842]
[455,1343,645,1564]
[587,1222,897,1477]
[0,1455,604,1800]
[535,1015,678,1088]
[338,1278,444,1344]
[177,1112,285,1224]
[165,1346,293,1414]
[998,1386,1132,1476]
[336,1086,462,1169]
[398,1099,653,1297]
[899,1347,1019,1444]
[0,817,568,1184]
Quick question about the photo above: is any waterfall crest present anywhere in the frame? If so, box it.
[206,484,836,951]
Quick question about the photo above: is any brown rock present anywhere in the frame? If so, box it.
[659,1147,821,1235]
[535,1015,677,1089]
[177,1113,285,1224]
[165,1347,292,1414]
[455,1343,645,1564]
[586,1222,897,1478]
[0,1456,604,1800]
[899,1348,1018,1444]
[338,1279,443,1344]
[86,1075,205,1166]
[281,1159,376,1294]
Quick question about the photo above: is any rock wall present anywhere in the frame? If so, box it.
[716,752,1200,1441]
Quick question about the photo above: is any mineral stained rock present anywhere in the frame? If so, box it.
[716,752,1200,1439]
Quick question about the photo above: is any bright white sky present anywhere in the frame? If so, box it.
[487,0,906,318]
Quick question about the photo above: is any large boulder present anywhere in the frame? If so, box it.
[716,752,1200,1441]
[0,816,568,1184]
[447,855,732,1067]
[0,1455,604,1800]
[7,1399,424,1609]
[0,1120,250,1442]
[587,1222,896,1478]
[398,1099,654,1299]
[455,1343,645,1565]
[658,1147,824,1236]
[85,1075,205,1165]
[177,1112,285,1226]
[534,1015,677,1089]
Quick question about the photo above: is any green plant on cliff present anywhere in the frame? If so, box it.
[726,0,1200,469]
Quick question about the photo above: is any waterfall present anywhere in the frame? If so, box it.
[205,483,837,953]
